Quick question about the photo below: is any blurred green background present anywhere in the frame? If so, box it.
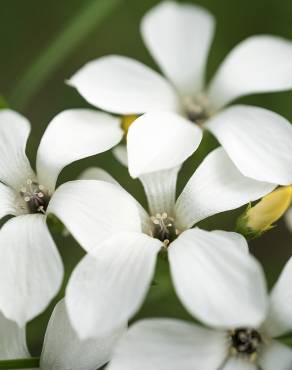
[1,0,292,356]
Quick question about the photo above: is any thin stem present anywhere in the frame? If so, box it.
[9,0,122,110]
[0,357,40,369]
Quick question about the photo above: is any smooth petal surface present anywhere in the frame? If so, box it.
[140,167,179,215]
[264,257,292,337]
[0,215,63,326]
[36,109,122,192]
[175,147,275,229]
[127,111,202,178]
[141,1,215,96]
[79,167,118,185]
[206,105,292,185]
[68,56,179,114]
[0,311,29,359]
[48,180,141,252]
[208,35,292,108]
[108,319,227,370]
[66,232,161,338]
[0,109,34,190]
[169,228,268,329]
[0,183,24,219]
[222,358,257,370]
[259,341,292,370]
[284,206,292,233]
[41,299,125,370]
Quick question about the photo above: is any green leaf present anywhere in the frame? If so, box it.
[0,357,39,369]
[9,0,122,110]
[0,95,8,109]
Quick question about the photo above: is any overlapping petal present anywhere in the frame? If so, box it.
[68,56,179,114]
[65,232,161,338]
[36,109,122,192]
[0,183,24,219]
[107,319,226,370]
[169,228,268,329]
[0,215,63,326]
[206,105,292,185]
[258,341,292,370]
[141,1,215,96]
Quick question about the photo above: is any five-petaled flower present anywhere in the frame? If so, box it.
[68,1,292,186]
[64,112,275,338]
[0,108,123,326]
[106,256,292,370]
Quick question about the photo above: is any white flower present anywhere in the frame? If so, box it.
[68,1,292,185]
[0,108,125,326]
[64,112,275,339]
[106,256,292,370]
[0,299,125,370]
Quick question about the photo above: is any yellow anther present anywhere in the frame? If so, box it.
[246,185,292,232]
[121,115,138,136]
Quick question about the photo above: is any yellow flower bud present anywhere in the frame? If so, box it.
[121,115,138,136]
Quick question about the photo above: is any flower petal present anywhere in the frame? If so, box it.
[141,1,215,96]
[175,147,275,229]
[0,215,63,326]
[0,311,29,359]
[113,144,128,167]
[222,358,257,370]
[259,340,292,370]
[48,180,141,252]
[78,167,118,185]
[68,56,179,114]
[140,167,179,216]
[127,111,202,178]
[36,109,122,192]
[65,232,161,338]
[169,228,268,329]
[40,299,125,370]
[284,206,292,233]
[206,105,292,185]
[264,257,292,337]
[107,319,227,370]
[208,35,292,109]
[0,109,34,190]
[0,183,24,219]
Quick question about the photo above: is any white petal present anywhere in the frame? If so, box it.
[0,311,29,359]
[284,206,292,233]
[140,167,179,216]
[108,319,227,370]
[113,144,128,167]
[264,257,292,337]
[0,183,24,219]
[68,56,179,114]
[209,230,249,254]
[222,358,257,370]
[169,228,268,329]
[0,215,63,326]
[48,180,141,252]
[208,35,292,109]
[36,109,122,192]
[78,167,118,185]
[259,340,292,370]
[127,111,203,178]
[206,105,292,185]
[175,147,275,229]
[0,109,34,190]
[141,1,215,96]
[41,299,125,370]
[66,232,161,338]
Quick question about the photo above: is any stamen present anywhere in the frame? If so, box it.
[183,94,213,125]
[20,179,50,214]
[229,328,262,362]
[150,212,179,246]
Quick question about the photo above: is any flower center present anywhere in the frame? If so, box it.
[183,94,213,125]
[150,212,179,247]
[229,328,262,362]
[20,179,50,214]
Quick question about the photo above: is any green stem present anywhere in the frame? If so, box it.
[9,0,122,110]
[0,357,40,369]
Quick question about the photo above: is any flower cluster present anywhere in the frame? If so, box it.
[1,1,292,370]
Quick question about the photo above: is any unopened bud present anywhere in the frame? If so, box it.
[121,114,138,136]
